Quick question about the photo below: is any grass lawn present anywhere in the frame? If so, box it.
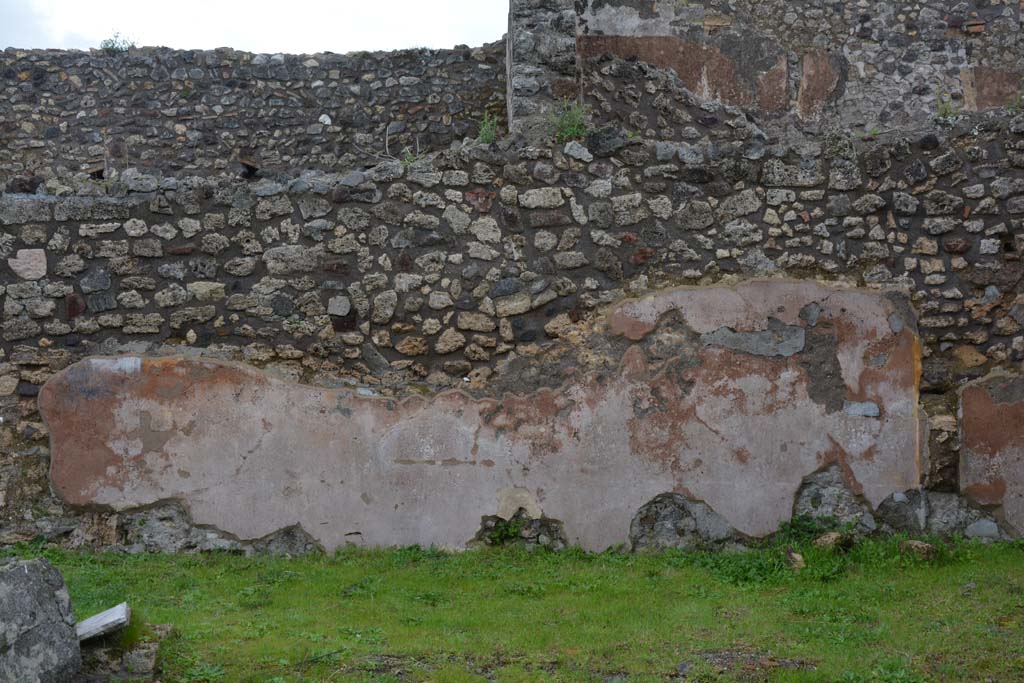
[10,533,1024,683]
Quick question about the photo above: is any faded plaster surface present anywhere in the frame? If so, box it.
[40,282,922,551]
[575,0,1023,126]
[577,34,789,112]
[576,1,817,116]
[960,373,1024,536]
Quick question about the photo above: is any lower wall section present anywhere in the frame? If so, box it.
[960,374,1024,537]
[39,282,924,551]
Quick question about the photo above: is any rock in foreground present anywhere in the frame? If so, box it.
[0,558,81,683]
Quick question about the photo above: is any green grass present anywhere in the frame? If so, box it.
[8,538,1023,682]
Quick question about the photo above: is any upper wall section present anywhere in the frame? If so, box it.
[507,0,577,139]
[6,1,1023,177]
[572,0,1023,129]
[0,43,506,179]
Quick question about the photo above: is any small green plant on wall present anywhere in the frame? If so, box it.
[99,32,134,54]
[1009,80,1024,112]
[478,111,499,144]
[552,99,588,143]
[935,92,959,120]
[401,148,421,167]
[486,516,525,545]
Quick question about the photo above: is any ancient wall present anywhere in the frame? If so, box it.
[0,42,505,179]
[38,282,923,552]
[576,0,1024,128]
[2,2,1024,552]
[506,0,1024,134]
[506,0,576,138]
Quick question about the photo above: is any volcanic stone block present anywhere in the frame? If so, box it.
[40,282,923,551]
[0,558,81,683]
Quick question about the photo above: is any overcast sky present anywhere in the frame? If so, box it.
[0,0,509,53]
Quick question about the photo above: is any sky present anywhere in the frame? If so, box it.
[0,0,509,53]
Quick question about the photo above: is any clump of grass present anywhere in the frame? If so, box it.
[775,513,844,545]
[552,99,588,143]
[179,659,226,682]
[99,32,134,55]
[661,515,965,588]
[838,659,926,682]
[477,111,499,144]
[485,517,524,545]
[115,610,151,651]
[236,584,272,609]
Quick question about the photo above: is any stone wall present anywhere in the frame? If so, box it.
[506,0,576,138]
[2,2,1024,551]
[494,0,1024,136]
[37,282,923,552]
[576,0,1024,129]
[1,42,506,180]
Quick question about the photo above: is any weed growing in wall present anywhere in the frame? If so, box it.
[98,32,135,54]
[1009,80,1024,113]
[485,516,525,545]
[935,93,960,121]
[401,148,422,168]
[478,111,499,144]
[552,99,588,143]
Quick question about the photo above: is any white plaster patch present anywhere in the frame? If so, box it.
[90,356,142,376]
[496,487,543,520]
